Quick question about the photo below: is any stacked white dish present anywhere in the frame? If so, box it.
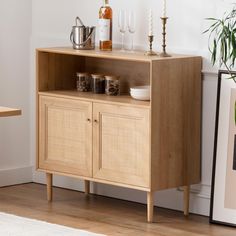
[130,86,150,101]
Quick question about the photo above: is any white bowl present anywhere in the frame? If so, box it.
[130,85,150,89]
[130,93,150,101]
[130,85,151,101]
[130,91,150,96]
[130,92,150,101]
[130,86,150,92]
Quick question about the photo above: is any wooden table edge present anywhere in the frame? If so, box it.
[0,107,22,117]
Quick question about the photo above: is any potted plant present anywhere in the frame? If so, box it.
[205,7,236,124]
[205,5,236,227]
[204,6,236,80]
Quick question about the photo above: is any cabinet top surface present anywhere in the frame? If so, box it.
[37,47,201,62]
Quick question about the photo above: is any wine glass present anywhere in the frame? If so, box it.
[118,10,127,51]
[128,11,135,52]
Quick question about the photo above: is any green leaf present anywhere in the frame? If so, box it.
[212,39,217,64]
[205,17,218,21]
[204,6,236,73]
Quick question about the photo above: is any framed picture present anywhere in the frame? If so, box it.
[210,70,236,226]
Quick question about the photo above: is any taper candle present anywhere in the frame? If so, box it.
[148,9,153,36]
[163,0,167,17]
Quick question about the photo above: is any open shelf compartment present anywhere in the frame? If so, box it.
[37,49,151,107]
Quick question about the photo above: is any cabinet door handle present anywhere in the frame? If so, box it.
[94,119,98,123]
[87,118,91,122]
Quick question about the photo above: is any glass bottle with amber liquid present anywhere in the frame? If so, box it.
[99,0,112,51]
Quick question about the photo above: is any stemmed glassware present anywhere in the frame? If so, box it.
[128,11,135,52]
[118,10,127,51]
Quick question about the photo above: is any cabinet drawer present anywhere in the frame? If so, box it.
[93,103,150,187]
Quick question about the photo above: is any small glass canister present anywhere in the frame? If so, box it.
[105,75,120,96]
[76,72,91,92]
[91,74,105,94]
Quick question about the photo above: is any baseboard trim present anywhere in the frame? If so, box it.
[0,166,33,187]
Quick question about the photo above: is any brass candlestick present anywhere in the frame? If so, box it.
[160,17,171,57]
[145,35,158,56]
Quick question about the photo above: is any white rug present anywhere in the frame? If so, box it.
[0,212,104,236]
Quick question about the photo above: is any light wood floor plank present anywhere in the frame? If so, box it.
[0,183,235,236]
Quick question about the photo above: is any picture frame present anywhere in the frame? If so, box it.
[210,70,236,227]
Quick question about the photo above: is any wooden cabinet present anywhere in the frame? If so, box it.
[93,103,150,187]
[39,96,92,177]
[36,47,202,222]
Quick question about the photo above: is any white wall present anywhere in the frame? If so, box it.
[0,0,228,216]
[0,0,32,186]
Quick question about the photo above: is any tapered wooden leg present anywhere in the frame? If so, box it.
[84,180,90,195]
[183,185,190,216]
[46,173,53,202]
[147,191,154,223]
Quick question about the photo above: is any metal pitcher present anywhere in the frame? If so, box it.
[70,17,95,50]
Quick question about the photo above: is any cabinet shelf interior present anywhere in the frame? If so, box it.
[37,51,151,95]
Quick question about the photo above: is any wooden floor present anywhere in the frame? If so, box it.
[0,183,235,236]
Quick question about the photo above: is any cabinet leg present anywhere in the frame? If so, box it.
[147,191,154,223]
[46,173,53,202]
[84,180,90,195]
[183,185,190,216]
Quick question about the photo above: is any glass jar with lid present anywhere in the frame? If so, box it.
[105,75,120,96]
[91,74,105,94]
[76,72,91,92]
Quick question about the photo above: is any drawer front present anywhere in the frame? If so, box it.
[38,95,92,177]
[93,103,150,187]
